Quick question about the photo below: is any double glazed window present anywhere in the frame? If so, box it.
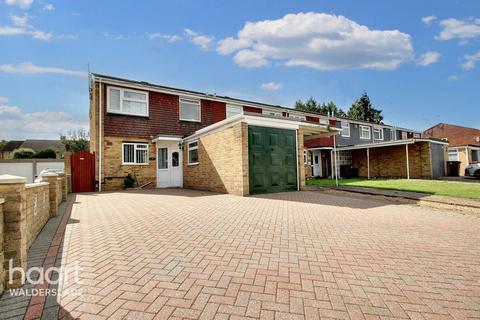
[108,87,148,116]
[341,122,350,137]
[180,98,201,122]
[448,149,459,161]
[188,141,199,165]
[373,128,383,140]
[360,125,371,140]
[123,143,148,165]
[226,105,243,118]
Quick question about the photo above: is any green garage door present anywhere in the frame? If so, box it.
[248,126,298,194]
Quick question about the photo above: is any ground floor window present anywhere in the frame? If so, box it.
[448,149,459,161]
[188,141,199,164]
[472,149,479,162]
[123,143,148,165]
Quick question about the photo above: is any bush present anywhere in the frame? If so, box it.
[32,147,57,159]
[124,173,135,189]
[12,148,35,159]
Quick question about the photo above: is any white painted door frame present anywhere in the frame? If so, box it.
[156,140,183,188]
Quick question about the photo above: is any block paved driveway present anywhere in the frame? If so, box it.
[55,189,480,319]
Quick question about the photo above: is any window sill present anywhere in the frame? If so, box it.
[107,111,149,118]
[122,163,150,166]
[188,162,199,166]
[180,119,201,123]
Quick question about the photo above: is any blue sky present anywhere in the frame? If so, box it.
[0,0,479,139]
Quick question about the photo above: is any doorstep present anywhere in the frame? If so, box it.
[307,185,480,213]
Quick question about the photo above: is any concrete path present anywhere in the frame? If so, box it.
[1,189,480,319]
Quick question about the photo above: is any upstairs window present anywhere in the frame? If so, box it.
[289,114,306,121]
[122,143,148,165]
[180,98,201,122]
[262,110,282,117]
[401,131,408,140]
[188,141,199,165]
[373,128,383,140]
[341,122,350,137]
[390,129,396,140]
[226,104,243,118]
[360,125,371,140]
[108,87,148,117]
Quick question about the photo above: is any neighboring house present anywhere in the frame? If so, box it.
[305,118,447,179]
[0,140,24,159]
[89,74,340,195]
[0,140,65,159]
[423,123,480,176]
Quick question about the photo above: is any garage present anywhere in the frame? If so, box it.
[248,126,298,194]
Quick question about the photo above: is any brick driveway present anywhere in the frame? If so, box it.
[53,190,480,318]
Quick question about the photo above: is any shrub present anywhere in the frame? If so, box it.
[124,173,135,189]
[12,148,35,159]
[32,147,57,159]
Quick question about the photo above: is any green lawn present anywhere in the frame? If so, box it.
[306,178,480,201]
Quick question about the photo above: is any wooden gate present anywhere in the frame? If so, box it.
[71,151,95,193]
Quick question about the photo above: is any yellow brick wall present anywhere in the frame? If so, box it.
[352,142,432,179]
[25,183,50,248]
[457,147,468,176]
[297,128,306,190]
[102,136,157,191]
[183,122,249,196]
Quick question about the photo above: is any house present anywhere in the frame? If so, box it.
[305,119,448,179]
[423,123,480,176]
[89,74,340,195]
[0,140,65,159]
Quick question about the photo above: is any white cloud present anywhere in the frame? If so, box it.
[435,18,480,41]
[0,104,87,139]
[217,12,413,71]
[10,14,29,27]
[0,96,9,103]
[0,25,52,40]
[448,75,460,81]
[148,32,181,42]
[0,62,87,77]
[421,16,437,26]
[43,3,54,11]
[4,0,33,9]
[417,51,441,66]
[260,82,283,91]
[461,50,480,70]
[184,28,214,50]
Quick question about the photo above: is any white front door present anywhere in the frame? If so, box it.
[156,141,182,188]
[312,151,322,177]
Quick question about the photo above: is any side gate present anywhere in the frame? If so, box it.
[71,151,95,193]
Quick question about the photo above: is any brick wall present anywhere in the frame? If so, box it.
[304,150,313,178]
[183,122,249,196]
[351,142,433,179]
[297,128,306,190]
[25,183,50,248]
[102,136,157,191]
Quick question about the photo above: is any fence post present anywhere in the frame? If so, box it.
[42,173,60,217]
[57,172,68,201]
[0,174,27,289]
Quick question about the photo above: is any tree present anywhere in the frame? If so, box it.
[60,129,90,152]
[32,147,57,159]
[347,91,383,124]
[12,148,34,159]
[294,98,346,117]
[0,140,7,150]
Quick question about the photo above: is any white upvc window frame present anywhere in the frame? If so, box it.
[226,104,243,118]
[359,125,371,140]
[289,114,306,121]
[341,121,350,137]
[448,148,459,161]
[304,150,308,164]
[401,131,408,140]
[122,142,149,165]
[107,86,149,117]
[179,97,201,122]
[390,129,396,141]
[188,140,199,165]
[373,127,384,141]
[262,110,282,117]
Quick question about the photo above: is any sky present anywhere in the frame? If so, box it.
[0,0,479,139]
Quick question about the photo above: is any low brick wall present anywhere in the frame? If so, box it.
[352,141,433,179]
[0,173,67,291]
[184,122,249,196]
[25,183,50,249]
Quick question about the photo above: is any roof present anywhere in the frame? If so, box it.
[91,73,419,133]
[20,140,65,152]
[336,138,448,151]
[1,140,24,152]
[423,123,480,147]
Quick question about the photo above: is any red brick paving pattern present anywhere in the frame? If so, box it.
[57,189,480,319]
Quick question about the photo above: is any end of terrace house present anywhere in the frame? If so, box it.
[89,73,447,195]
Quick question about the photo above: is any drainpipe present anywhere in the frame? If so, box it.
[333,134,338,187]
[406,144,410,180]
[98,79,102,191]
[367,147,370,180]
[296,129,300,191]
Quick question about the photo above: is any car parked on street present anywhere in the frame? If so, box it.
[465,163,480,179]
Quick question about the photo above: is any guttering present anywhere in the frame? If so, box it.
[336,138,448,151]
